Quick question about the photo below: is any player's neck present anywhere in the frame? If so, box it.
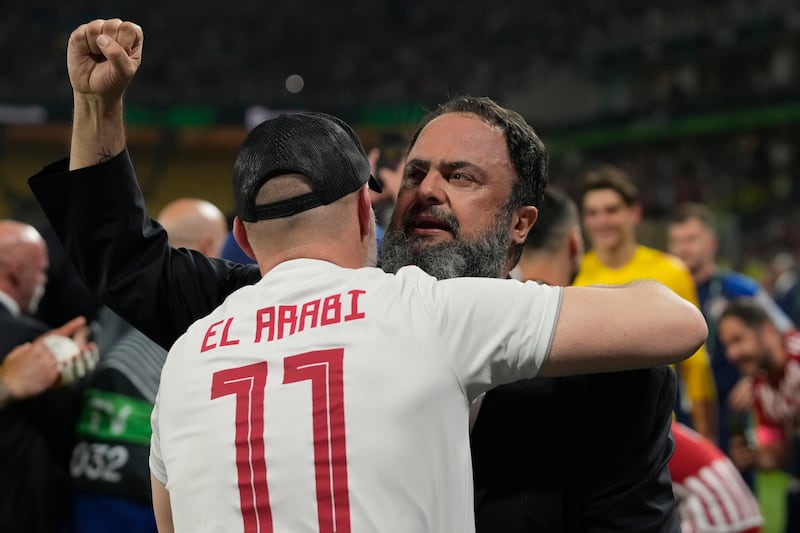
[595,240,637,270]
[257,242,365,276]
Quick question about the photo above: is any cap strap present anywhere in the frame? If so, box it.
[250,192,324,220]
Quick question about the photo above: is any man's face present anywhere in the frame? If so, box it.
[667,217,716,276]
[581,189,638,253]
[381,113,519,279]
[718,316,770,377]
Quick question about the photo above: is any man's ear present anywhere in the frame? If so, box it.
[630,202,643,225]
[567,226,584,258]
[709,233,719,257]
[358,186,372,239]
[761,320,780,340]
[5,257,23,290]
[232,217,257,261]
[511,206,538,245]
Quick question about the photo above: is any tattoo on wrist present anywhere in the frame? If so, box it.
[98,147,113,163]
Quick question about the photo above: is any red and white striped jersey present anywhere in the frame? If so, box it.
[670,422,763,533]
[753,331,800,437]
[150,259,562,533]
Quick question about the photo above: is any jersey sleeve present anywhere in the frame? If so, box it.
[149,391,167,486]
[414,274,563,399]
[28,151,262,350]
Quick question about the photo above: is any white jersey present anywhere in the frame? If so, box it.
[150,258,562,533]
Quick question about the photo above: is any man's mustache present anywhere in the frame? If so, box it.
[403,207,460,237]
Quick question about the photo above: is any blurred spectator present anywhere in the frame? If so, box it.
[69,198,228,533]
[367,132,406,229]
[0,343,59,411]
[668,202,794,487]
[0,220,94,533]
[573,165,718,443]
[718,299,800,533]
[767,252,800,326]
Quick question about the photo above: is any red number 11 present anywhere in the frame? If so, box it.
[211,348,351,533]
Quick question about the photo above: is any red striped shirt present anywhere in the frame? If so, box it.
[669,422,763,533]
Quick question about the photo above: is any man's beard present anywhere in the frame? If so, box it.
[380,206,513,280]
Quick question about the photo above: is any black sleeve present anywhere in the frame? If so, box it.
[28,150,262,350]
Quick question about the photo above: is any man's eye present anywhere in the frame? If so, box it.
[403,170,424,183]
[451,172,470,181]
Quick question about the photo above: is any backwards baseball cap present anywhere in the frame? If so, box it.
[234,111,382,221]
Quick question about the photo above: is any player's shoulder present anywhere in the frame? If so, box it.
[391,264,435,283]
[637,246,688,273]
[630,247,691,289]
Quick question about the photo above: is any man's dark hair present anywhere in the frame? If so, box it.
[524,187,579,254]
[670,202,718,234]
[579,164,639,206]
[720,298,771,328]
[407,96,549,266]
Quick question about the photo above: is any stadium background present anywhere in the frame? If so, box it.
[1,2,798,530]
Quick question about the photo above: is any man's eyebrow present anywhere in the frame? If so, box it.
[404,158,488,179]
[404,158,430,170]
[443,160,488,178]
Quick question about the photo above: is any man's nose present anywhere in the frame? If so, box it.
[417,170,446,206]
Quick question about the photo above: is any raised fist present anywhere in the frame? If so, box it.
[67,18,143,101]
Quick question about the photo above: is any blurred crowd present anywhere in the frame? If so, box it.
[552,127,800,270]
[1,0,797,117]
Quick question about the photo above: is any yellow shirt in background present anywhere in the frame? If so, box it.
[574,245,716,404]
